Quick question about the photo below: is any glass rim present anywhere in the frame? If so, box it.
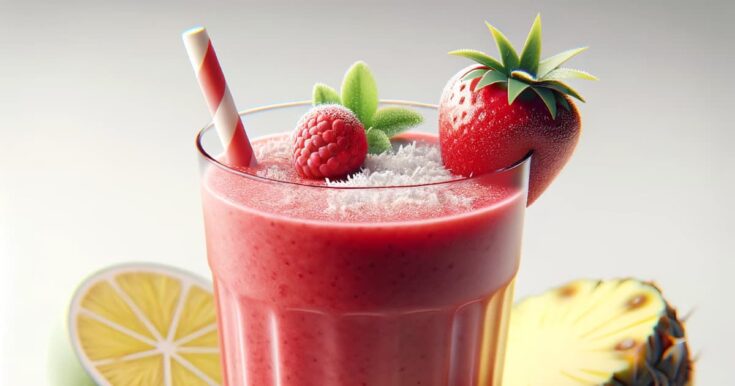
[195,100,531,190]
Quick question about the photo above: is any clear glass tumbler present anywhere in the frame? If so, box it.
[197,101,529,386]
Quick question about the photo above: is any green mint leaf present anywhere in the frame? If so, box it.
[537,47,588,78]
[312,83,341,105]
[366,127,391,154]
[462,68,488,82]
[541,68,598,82]
[475,70,507,91]
[519,14,542,75]
[486,21,520,71]
[507,78,530,105]
[341,61,378,127]
[448,49,505,73]
[531,86,557,119]
[371,107,423,137]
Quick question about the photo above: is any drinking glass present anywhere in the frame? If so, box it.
[197,101,529,386]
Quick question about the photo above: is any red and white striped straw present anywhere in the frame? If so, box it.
[183,26,257,167]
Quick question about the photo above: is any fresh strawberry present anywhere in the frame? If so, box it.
[440,15,596,205]
[292,104,368,180]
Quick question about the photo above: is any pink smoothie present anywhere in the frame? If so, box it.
[201,134,528,386]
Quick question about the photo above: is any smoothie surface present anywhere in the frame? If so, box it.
[203,133,524,224]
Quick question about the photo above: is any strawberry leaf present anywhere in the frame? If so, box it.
[557,94,571,111]
[371,107,423,137]
[510,70,537,84]
[531,86,557,119]
[366,127,391,154]
[475,70,507,91]
[462,68,488,82]
[540,80,585,102]
[507,78,530,105]
[519,14,542,75]
[542,68,598,81]
[341,61,379,127]
[486,22,519,71]
[312,83,341,105]
[537,47,588,78]
[453,16,594,108]
[448,49,505,72]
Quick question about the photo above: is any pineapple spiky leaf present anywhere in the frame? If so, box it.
[462,68,488,82]
[449,49,505,73]
[503,279,693,386]
[557,93,572,112]
[532,87,558,119]
[507,78,530,104]
[510,69,537,83]
[541,79,586,102]
[537,47,589,77]
[476,70,507,91]
[450,15,595,119]
[543,68,599,82]
[486,21,520,71]
[519,14,542,75]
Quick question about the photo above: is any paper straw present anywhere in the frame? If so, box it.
[183,26,257,167]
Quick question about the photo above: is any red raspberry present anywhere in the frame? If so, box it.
[292,105,368,179]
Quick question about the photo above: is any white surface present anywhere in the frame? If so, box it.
[1,0,733,384]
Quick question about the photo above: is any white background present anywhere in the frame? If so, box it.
[1,0,733,384]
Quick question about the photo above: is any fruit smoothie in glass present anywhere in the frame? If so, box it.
[197,101,529,386]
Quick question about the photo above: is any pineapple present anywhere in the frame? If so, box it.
[503,279,692,386]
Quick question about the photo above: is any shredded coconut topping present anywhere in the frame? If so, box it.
[326,142,456,187]
[323,141,472,217]
[256,165,290,180]
[249,135,476,219]
[254,135,292,160]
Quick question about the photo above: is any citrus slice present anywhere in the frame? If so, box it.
[69,263,222,386]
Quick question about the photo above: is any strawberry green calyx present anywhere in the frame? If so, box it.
[312,61,423,154]
[449,14,597,119]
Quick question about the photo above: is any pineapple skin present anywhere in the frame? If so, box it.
[606,283,693,386]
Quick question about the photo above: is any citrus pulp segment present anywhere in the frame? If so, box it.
[69,264,222,386]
